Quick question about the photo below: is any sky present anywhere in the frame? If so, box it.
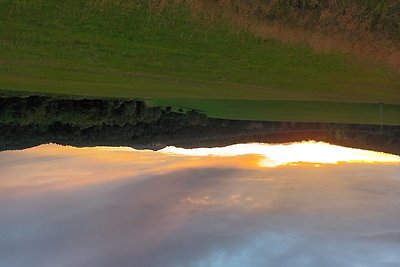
[0,142,400,267]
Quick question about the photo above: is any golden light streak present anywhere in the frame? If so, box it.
[1,141,399,191]
[159,141,400,167]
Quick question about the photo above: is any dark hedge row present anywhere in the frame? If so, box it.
[0,96,399,155]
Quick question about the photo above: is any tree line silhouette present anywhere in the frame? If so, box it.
[0,96,399,155]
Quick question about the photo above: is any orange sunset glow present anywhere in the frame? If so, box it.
[1,141,400,267]
[160,141,400,167]
[1,141,399,190]
[24,141,400,168]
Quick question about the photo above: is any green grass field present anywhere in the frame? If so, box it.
[1,0,400,125]
[149,99,400,125]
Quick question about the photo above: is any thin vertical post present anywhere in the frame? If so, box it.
[380,102,383,134]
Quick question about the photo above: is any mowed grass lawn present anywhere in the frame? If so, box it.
[1,0,400,125]
[149,99,400,125]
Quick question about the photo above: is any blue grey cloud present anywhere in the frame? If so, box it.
[1,160,400,267]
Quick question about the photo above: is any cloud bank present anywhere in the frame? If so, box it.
[0,145,400,267]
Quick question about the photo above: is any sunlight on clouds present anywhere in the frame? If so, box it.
[44,141,400,168]
[1,142,400,267]
[159,141,400,167]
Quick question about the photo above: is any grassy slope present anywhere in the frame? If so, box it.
[150,99,400,125]
[1,0,400,125]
